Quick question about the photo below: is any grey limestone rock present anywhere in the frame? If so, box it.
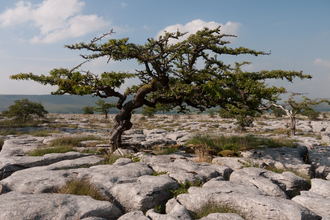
[240,146,311,176]
[150,158,232,183]
[230,167,307,198]
[309,178,330,198]
[292,191,330,219]
[110,174,179,212]
[117,211,149,220]
[308,146,330,178]
[177,180,320,220]
[0,191,122,220]
[199,213,244,220]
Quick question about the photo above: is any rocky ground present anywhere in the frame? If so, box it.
[0,113,330,219]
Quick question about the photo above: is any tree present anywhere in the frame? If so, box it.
[82,106,94,114]
[271,93,330,136]
[6,98,48,123]
[10,27,311,152]
[141,106,157,117]
[301,107,320,120]
[272,107,286,118]
[202,62,311,131]
[94,99,116,118]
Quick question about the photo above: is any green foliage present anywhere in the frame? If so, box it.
[152,145,178,155]
[141,106,157,117]
[49,135,100,147]
[94,99,116,118]
[56,178,108,201]
[219,108,235,118]
[171,180,203,198]
[272,107,286,118]
[82,106,94,114]
[301,108,320,120]
[151,171,169,176]
[5,99,48,123]
[99,153,123,165]
[185,134,297,156]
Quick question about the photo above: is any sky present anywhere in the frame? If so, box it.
[0,0,329,99]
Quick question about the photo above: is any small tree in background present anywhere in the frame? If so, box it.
[271,93,330,136]
[82,106,94,114]
[301,107,320,120]
[141,106,157,117]
[272,107,286,118]
[6,98,48,123]
[94,99,116,118]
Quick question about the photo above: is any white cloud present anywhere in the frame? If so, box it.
[121,2,127,7]
[143,25,149,30]
[0,0,111,43]
[314,58,330,69]
[156,19,241,44]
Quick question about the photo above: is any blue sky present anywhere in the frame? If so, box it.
[0,0,329,99]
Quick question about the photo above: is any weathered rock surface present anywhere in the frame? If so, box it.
[292,179,330,219]
[240,145,311,176]
[0,191,122,220]
[177,180,320,220]
[200,213,245,220]
[308,146,330,178]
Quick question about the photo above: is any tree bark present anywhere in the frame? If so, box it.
[290,116,296,136]
[108,111,132,153]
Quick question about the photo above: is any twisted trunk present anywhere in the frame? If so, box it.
[290,116,296,136]
[108,110,132,153]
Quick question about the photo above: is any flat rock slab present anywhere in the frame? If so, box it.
[240,146,311,176]
[149,158,232,183]
[230,167,307,198]
[0,191,122,220]
[0,151,91,179]
[177,180,320,220]
[0,162,153,194]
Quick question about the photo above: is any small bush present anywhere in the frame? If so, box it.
[152,145,178,155]
[99,154,122,165]
[82,106,94,114]
[301,108,320,120]
[171,180,203,198]
[56,178,108,201]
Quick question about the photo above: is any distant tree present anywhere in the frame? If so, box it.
[6,98,48,123]
[94,99,116,118]
[272,107,286,118]
[82,106,94,114]
[141,106,157,117]
[301,107,320,121]
[10,28,311,153]
[271,93,330,136]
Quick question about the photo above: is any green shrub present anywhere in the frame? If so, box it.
[171,180,203,198]
[82,106,94,114]
[301,108,320,120]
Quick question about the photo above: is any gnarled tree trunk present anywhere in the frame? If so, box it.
[108,111,132,153]
[290,116,296,136]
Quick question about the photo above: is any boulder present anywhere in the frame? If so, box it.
[177,180,320,220]
[117,211,149,220]
[110,175,179,212]
[199,213,244,220]
[240,146,311,176]
[150,158,232,183]
[0,191,122,220]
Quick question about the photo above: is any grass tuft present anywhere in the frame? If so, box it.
[56,178,108,201]
[171,180,203,198]
[190,202,243,219]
